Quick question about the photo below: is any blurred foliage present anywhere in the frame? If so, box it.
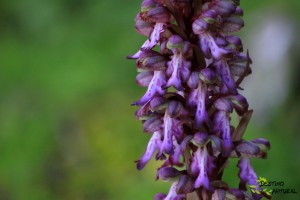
[0,0,299,200]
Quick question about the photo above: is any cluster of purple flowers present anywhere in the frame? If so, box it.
[128,0,270,199]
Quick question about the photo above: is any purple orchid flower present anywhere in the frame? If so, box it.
[128,0,270,199]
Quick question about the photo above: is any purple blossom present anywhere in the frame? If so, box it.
[128,0,270,199]
[238,157,263,199]
[136,131,162,170]
[192,146,212,191]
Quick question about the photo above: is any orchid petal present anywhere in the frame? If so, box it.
[166,53,185,91]
[161,112,174,155]
[134,71,166,105]
[214,111,233,156]
[215,59,238,94]
[193,147,211,191]
[136,131,162,170]
[238,157,261,192]
[200,32,229,60]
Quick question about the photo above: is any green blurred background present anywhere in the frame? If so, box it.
[0,0,299,200]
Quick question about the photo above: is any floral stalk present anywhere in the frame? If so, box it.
[128,0,270,199]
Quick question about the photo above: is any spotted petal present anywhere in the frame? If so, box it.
[199,32,229,60]
[214,111,233,156]
[164,182,186,200]
[136,131,162,170]
[238,157,262,199]
[193,146,212,191]
[134,71,166,106]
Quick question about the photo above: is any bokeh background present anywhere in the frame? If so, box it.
[0,0,299,200]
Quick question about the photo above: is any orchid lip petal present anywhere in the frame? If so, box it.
[149,22,165,44]
[214,111,233,156]
[128,40,153,59]
[134,71,166,106]
[193,147,212,191]
[161,112,174,155]
[164,182,186,200]
[169,137,183,165]
[180,59,191,82]
[200,32,229,60]
[238,157,262,194]
[136,131,162,170]
[154,193,167,200]
[166,53,185,91]
[194,81,209,129]
[215,60,238,94]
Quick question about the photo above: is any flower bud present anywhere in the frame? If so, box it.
[156,167,180,181]
[215,36,228,46]
[143,116,163,133]
[235,6,244,16]
[214,98,233,112]
[199,68,217,84]
[212,0,236,16]
[202,10,218,24]
[221,16,244,33]
[251,138,271,151]
[137,50,167,71]
[150,96,168,112]
[228,94,248,115]
[192,19,209,34]
[226,35,243,52]
[141,0,158,11]
[135,14,154,36]
[167,101,183,118]
[187,71,200,89]
[228,53,251,78]
[136,71,154,87]
[141,6,171,23]
[167,35,184,50]
[193,132,209,146]
[236,141,262,158]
